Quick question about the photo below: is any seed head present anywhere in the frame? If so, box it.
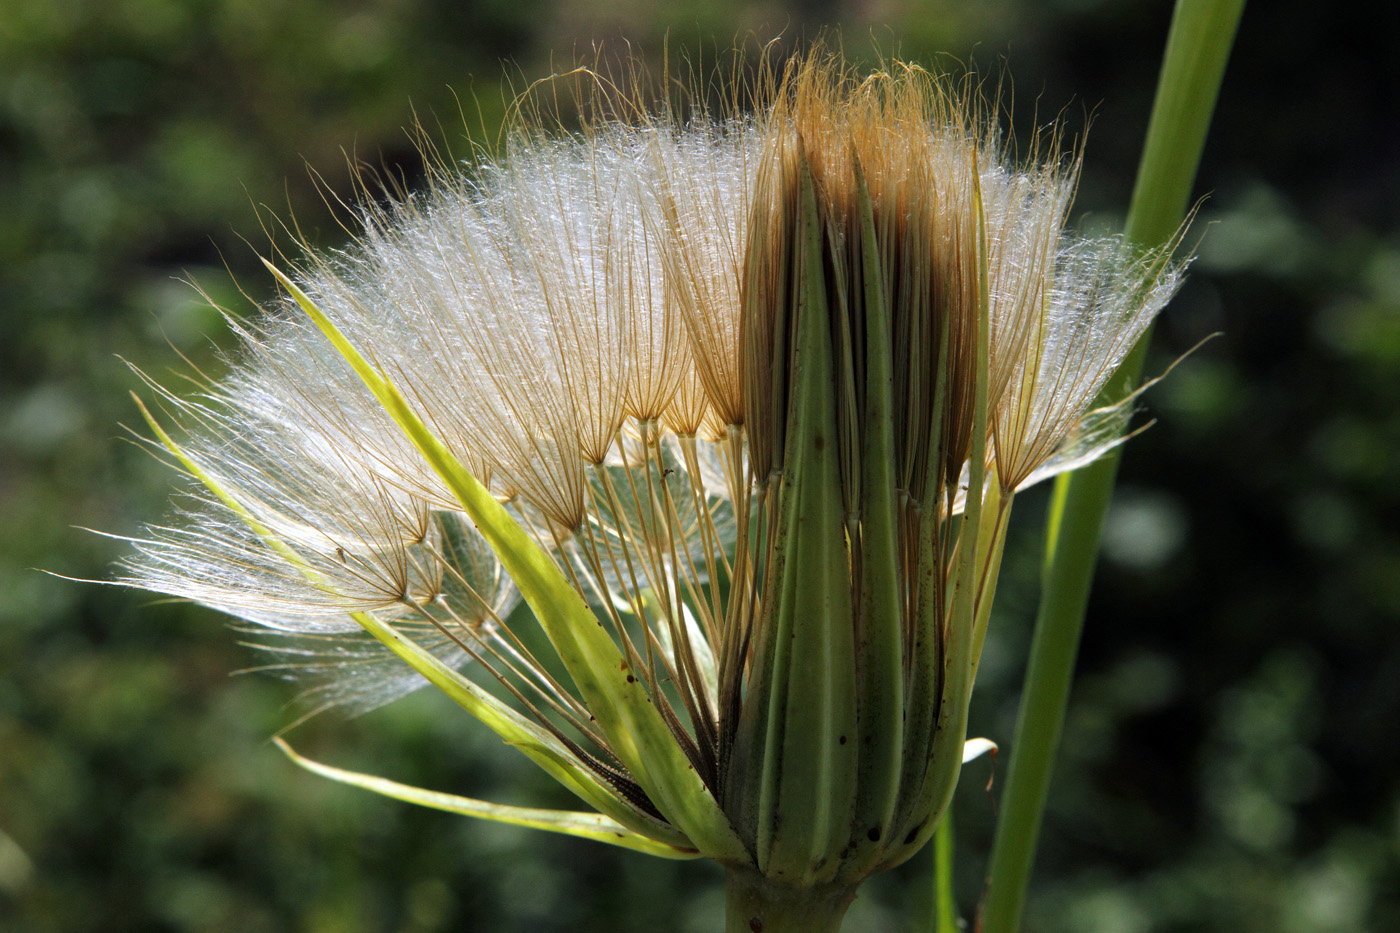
[121,45,1184,876]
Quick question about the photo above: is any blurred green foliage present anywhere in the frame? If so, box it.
[2,0,1396,930]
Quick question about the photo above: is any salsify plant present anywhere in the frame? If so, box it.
[121,49,1184,931]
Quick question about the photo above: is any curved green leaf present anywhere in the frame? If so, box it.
[274,739,699,860]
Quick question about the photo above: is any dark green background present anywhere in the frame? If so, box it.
[2,1,1396,929]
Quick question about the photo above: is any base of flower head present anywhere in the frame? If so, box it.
[724,867,857,933]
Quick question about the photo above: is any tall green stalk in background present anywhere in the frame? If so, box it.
[979,2,1247,930]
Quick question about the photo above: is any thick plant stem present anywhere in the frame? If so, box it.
[724,869,856,933]
[979,2,1246,931]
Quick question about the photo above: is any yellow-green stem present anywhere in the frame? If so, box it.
[979,2,1246,930]
[933,812,957,933]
